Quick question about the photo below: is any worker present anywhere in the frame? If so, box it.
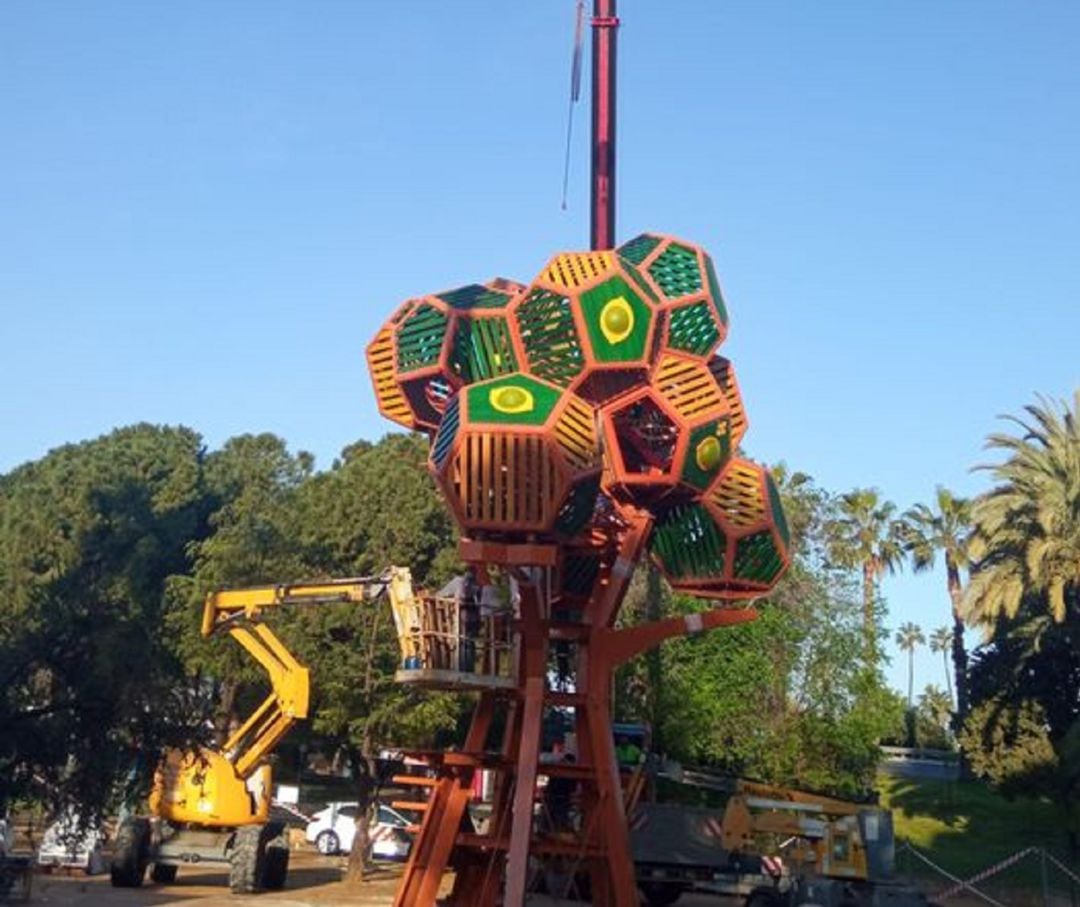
[614,734,642,767]
[456,568,480,673]
[543,752,577,833]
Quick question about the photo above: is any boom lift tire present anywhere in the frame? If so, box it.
[150,863,178,884]
[229,824,268,894]
[262,832,290,891]
[109,818,150,888]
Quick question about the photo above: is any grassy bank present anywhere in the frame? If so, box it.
[878,774,1076,895]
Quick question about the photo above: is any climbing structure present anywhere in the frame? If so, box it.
[365,232,791,906]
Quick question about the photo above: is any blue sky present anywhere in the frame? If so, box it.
[2,1,1077,696]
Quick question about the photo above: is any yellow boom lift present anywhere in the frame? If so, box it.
[110,570,415,893]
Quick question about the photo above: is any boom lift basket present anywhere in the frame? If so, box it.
[390,590,515,691]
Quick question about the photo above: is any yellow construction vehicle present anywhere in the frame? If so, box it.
[720,780,928,907]
[110,570,416,893]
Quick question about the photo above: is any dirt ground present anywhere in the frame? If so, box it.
[17,853,405,906]
[13,853,742,906]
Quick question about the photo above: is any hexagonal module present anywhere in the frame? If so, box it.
[648,457,790,600]
[601,353,734,507]
[512,250,662,406]
[616,232,730,362]
[428,373,601,540]
[366,281,523,433]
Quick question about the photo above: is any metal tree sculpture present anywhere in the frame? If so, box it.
[366,232,790,907]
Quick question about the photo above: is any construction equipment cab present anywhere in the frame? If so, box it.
[110,570,417,894]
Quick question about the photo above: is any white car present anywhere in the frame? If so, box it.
[304,802,413,860]
[36,814,106,874]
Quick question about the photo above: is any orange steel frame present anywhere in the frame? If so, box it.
[393,510,757,907]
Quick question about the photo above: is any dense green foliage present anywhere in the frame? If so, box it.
[959,394,1080,855]
[616,470,904,797]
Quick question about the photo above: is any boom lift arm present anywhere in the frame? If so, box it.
[200,574,403,779]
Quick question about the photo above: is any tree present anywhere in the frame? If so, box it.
[903,489,972,720]
[916,684,953,749]
[615,471,904,798]
[964,393,1080,627]
[163,433,313,742]
[0,425,207,818]
[928,626,954,706]
[895,622,925,710]
[827,489,906,661]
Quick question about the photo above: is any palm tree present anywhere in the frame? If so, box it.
[965,393,1080,626]
[828,488,907,661]
[918,684,953,734]
[895,622,925,709]
[902,487,972,719]
[928,626,954,706]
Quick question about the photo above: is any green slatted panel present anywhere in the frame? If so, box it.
[649,243,703,299]
[437,284,512,310]
[668,300,720,356]
[452,317,518,383]
[554,475,601,538]
[733,531,784,584]
[651,503,726,579]
[515,287,585,386]
[766,473,790,547]
[397,303,449,374]
[617,233,661,265]
[703,254,730,328]
[431,397,460,469]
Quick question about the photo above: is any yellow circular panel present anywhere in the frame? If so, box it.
[695,435,722,472]
[490,385,535,414]
[599,296,635,345]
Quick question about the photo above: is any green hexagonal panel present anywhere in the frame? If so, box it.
[703,253,730,328]
[430,396,460,470]
[681,418,731,491]
[617,233,662,265]
[668,299,721,357]
[450,316,518,383]
[437,284,513,310]
[465,374,562,426]
[651,502,726,580]
[578,276,652,363]
[397,303,449,375]
[766,472,791,548]
[733,530,784,585]
[515,287,586,387]
[649,243,703,299]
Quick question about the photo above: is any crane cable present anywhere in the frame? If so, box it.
[561,0,586,210]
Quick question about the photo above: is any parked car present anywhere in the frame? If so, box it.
[304,802,413,860]
[36,814,106,874]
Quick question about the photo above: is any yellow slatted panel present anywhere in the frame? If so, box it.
[553,397,599,471]
[544,252,615,289]
[655,355,725,421]
[708,460,765,528]
[367,328,415,427]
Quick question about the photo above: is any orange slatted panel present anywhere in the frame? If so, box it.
[654,355,725,421]
[544,252,614,289]
[367,328,415,427]
[553,397,599,471]
[708,460,766,528]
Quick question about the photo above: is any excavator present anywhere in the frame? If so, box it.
[110,569,417,893]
